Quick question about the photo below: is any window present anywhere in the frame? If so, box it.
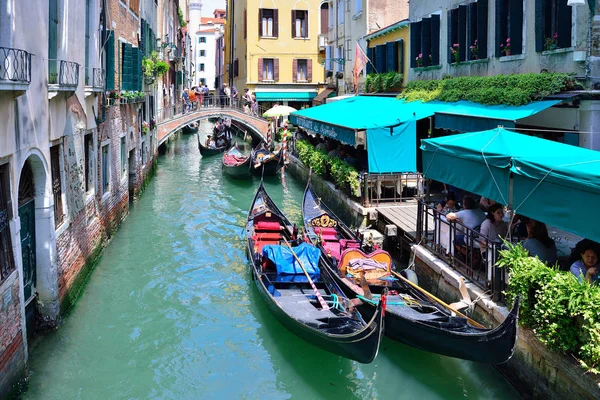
[325,46,333,71]
[447,1,488,63]
[120,137,127,178]
[355,0,362,14]
[199,63,205,72]
[337,0,344,25]
[535,0,572,52]
[329,3,333,29]
[234,59,239,77]
[0,164,15,282]
[495,0,523,56]
[410,14,441,67]
[200,78,205,85]
[199,37,206,43]
[346,38,352,62]
[101,144,109,194]
[260,9,278,38]
[294,59,308,81]
[200,50,206,56]
[321,3,329,34]
[293,10,308,38]
[84,132,94,192]
[263,58,274,80]
[50,144,64,227]
[129,0,139,15]
[336,46,343,72]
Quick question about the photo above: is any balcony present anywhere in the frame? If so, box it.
[48,59,79,97]
[318,34,328,50]
[84,67,105,95]
[0,46,32,93]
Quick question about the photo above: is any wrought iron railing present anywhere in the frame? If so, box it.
[157,94,270,123]
[48,59,80,86]
[0,46,32,83]
[416,200,506,301]
[85,67,105,89]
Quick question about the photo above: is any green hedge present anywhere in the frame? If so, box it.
[498,243,600,374]
[295,140,360,197]
[365,72,403,93]
[397,73,581,106]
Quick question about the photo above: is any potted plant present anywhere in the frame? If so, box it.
[415,53,423,67]
[149,118,157,130]
[470,39,478,60]
[500,37,511,56]
[544,32,558,51]
[107,90,120,106]
[142,121,150,134]
[141,51,171,85]
[450,44,460,63]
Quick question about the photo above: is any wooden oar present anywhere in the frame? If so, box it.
[282,237,329,311]
[390,270,486,329]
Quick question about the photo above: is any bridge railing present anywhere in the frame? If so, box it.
[157,95,271,125]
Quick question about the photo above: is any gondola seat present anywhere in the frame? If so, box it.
[340,239,360,250]
[323,241,341,260]
[256,221,282,231]
[314,227,337,235]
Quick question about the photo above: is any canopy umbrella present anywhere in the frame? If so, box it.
[263,105,297,118]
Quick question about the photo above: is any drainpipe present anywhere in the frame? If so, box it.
[229,0,235,105]
[585,2,594,80]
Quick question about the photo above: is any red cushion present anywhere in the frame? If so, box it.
[340,239,360,248]
[314,227,337,235]
[321,234,338,241]
[254,232,281,240]
[256,221,281,231]
[323,242,341,260]
[256,240,280,253]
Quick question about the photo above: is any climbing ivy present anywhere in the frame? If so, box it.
[397,73,581,106]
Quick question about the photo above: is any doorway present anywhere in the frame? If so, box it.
[18,160,36,341]
[128,149,136,201]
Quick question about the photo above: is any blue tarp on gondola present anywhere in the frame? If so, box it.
[262,242,321,275]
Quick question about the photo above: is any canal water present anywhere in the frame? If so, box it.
[24,125,520,399]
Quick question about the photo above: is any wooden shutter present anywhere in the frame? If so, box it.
[535,0,545,52]
[467,3,477,60]
[430,15,440,66]
[274,58,279,81]
[375,45,386,72]
[292,59,298,82]
[477,0,488,59]
[305,11,309,38]
[557,0,572,49]
[134,47,142,91]
[509,0,523,55]
[140,19,146,55]
[448,9,458,63]
[366,46,374,73]
[292,10,296,38]
[386,42,396,72]
[396,39,404,72]
[106,30,115,90]
[495,0,508,57]
[258,9,263,37]
[321,6,328,34]
[258,58,263,81]
[458,5,467,61]
[421,17,431,67]
[48,0,58,62]
[244,9,247,38]
[273,9,279,38]
[410,21,421,68]
[307,59,312,82]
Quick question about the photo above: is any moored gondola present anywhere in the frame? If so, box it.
[302,181,519,364]
[198,134,230,157]
[222,144,252,179]
[246,183,385,364]
[182,122,199,134]
[251,143,283,176]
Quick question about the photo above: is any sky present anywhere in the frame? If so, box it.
[201,0,226,16]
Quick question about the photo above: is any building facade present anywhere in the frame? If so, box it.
[326,0,409,95]
[409,0,600,150]
[364,20,410,88]
[191,11,226,89]
[225,0,326,109]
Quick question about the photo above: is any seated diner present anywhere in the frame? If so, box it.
[570,245,600,284]
[479,203,509,244]
[522,220,557,265]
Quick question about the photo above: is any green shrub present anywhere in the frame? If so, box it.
[397,73,580,106]
[498,242,600,373]
[366,72,403,93]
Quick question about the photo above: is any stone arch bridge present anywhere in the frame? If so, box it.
[158,108,269,145]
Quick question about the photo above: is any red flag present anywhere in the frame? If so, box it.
[353,43,369,93]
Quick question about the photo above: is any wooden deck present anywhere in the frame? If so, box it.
[376,203,434,242]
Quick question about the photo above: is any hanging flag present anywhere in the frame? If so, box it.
[353,42,370,93]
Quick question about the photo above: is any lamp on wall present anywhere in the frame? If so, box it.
[567,0,586,6]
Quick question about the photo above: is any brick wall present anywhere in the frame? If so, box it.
[0,276,25,395]
[107,0,142,90]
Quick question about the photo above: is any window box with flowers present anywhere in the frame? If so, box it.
[500,38,511,56]
[415,53,423,68]
[450,44,460,63]
[470,40,478,60]
[544,32,558,51]
[142,121,150,134]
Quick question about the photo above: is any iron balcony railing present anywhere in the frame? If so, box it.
[48,59,79,86]
[0,46,32,83]
[84,67,105,89]
[416,200,506,301]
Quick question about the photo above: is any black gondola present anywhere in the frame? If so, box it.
[246,183,385,364]
[251,143,283,176]
[302,182,520,364]
[222,144,252,179]
[197,134,230,157]
[182,122,199,133]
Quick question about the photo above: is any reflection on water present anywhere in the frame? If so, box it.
[24,125,519,399]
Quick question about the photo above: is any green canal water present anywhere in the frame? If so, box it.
[24,128,520,399]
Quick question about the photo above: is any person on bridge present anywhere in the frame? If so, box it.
[181,89,191,114]
[189,87,197,110]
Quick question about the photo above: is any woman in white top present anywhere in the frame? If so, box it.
[480,203,509,244]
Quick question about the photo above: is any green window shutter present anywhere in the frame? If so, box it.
[134,47,142,91]
[430,14,440,66]
[421,17,431,67]
[366,47,374,74]
[105,30,115,90]
[477,0,488,59]
[177,71,183,85]
[386,41,397,72]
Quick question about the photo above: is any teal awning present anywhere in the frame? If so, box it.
[367,120,417,173]
[255,91,316,101]
[421,128,600,243]
[433,100,561,132]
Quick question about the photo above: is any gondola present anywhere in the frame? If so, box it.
[222,144,252,179]
[251,143,283,176]
[182,122,199,134]
[246,183,385,364]
[197,134,230,157]
[302,182,520,364]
